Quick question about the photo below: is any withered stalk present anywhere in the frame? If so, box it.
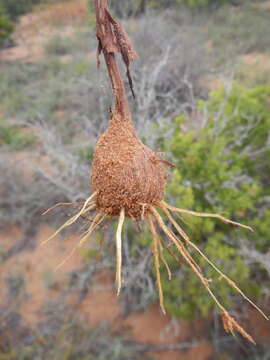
[93,0,137,120]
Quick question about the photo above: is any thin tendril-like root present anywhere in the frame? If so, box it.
[158,239,172,281]
[160,238,182,269]
[152,208,205,280]
[41,192,97,246]
[161,201,253,232]
[42,202,85,216]
[78,213,105,248]
[79,214,99,239]
[116,208,125,296]
[43,202,96,246]
[55,212,105,271]
[157,209,202,275]
[148,215,166,314]
[150,206,255,344]
[160,204,269,321]
[221,310,255,344]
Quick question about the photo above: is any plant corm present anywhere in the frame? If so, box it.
[42,0,268,344]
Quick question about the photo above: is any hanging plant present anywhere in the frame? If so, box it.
[42,0,268,344]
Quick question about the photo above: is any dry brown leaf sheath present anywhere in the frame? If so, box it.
[42,0,268,344]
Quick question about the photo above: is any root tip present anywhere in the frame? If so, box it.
[161,307,166,315]
[40,240,49,247]
[116,287,121,296]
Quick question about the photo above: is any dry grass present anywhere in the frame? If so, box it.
[33,0,88,27]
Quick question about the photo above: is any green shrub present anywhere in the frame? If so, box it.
[109,0,246,16]
[173,0,245,8]
[0,121,36,150]
[0,319,150,360]
[0,0,42,20]
[0,0,73,21]
[108,0,146,17]
[78,146,94,163]
[0,0,32,20]
[159,84,270,318]
[0,5,14,47]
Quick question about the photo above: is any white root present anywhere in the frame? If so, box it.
[55,212,105,271]
[42,201,84,216]
[151,206,257,343]
[148,215,166,314]
[78,213,105,248]
[161,204,268,321]
[41,192,97,246]
[161,201,253,232]
[116,208,125,296]
[157,236,172,281]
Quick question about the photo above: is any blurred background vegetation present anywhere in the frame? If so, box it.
[0,0,270,359]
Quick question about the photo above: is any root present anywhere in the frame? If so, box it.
[160,204,268,321]
[221,310,255,344]
[151,208,205,280]
[160,238,182,270]
[150,206,256,344]
[140,203,148,220]
[78,213,106,248]
[116,208,125,296]
[161,201,253,232]
[41,192,97,246]
[148,215,166,314]
[158,239,172,281]
[55,212,105,271]
[42,202,85,216]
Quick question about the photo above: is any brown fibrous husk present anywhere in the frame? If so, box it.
[91,112,167,219]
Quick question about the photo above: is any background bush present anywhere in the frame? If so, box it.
[0,0,42,20]
[0,5,13,47]
[109,0,247,17]
[161,84,270,318]
[0,0,73,20]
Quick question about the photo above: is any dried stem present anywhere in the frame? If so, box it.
[93,0,137,120]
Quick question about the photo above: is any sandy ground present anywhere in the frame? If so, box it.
[252,0,270,9]
[242,52,270,72]
[0,225,82,323]
[0,0,87,62]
